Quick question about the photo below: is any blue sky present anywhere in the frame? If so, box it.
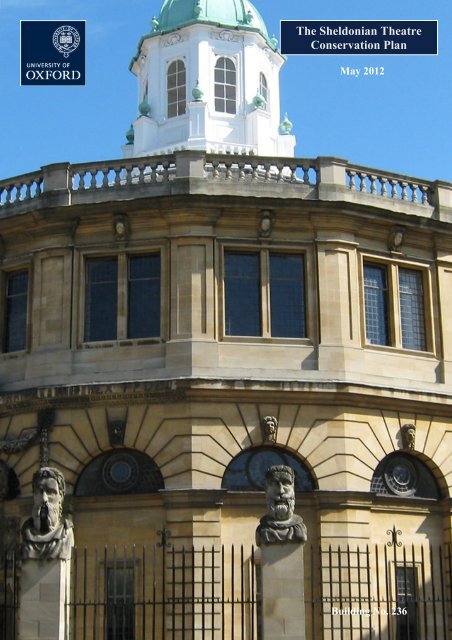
[0,0,450,182]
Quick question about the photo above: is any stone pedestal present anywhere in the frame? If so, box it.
[260,543,305,640]
[19,559,71,640]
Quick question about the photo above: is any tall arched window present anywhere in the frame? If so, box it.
[167,60,186,118]
[259,72,268,109]
[214,57,236,114]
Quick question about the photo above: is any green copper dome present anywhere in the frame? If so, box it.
[156,0,269,38]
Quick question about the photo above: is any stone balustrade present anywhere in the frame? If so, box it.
[0,170,44,207]
[70,156,177,191]
[204,155,318,185]
[1,152,451,221]
[346,165,433,205]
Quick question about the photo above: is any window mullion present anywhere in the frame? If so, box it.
[117,253,127,340]
[261,251,270,337]
[391,263,402,348]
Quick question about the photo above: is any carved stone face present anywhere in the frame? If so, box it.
[402,424,416,450]
[266,467,295,522]
[262,416,277,443]
[32,475,63,534]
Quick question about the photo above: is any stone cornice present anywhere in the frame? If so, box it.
[0,377,451,416]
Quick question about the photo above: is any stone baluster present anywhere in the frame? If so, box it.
[421,185,429,204]
[25,181,32,200]
[411,183,419,203]
[162,161,170,182]
[381,177,389,197]
[401,181,408,200]
[370,175,378,195]
[390,179,398,198]
[302,164,310,184]
[359,172,368,192]
[348,170,357,190]
[100,168,108,188]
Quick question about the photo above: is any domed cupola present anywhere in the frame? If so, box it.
[156,0,269,40]
[124,0,295,158]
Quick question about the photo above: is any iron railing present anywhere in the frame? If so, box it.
[0,550,18,640]
[70,543,258,640]
[2,541,451,639]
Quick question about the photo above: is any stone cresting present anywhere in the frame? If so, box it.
[256,464,307,546]
[21,466,74,560]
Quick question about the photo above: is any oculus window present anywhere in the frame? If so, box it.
[222,446,315,492]
[167,59,186,118]
[224,251,306,338]
[370,453,440,499]
[215,57,236,114]
[84,254,161,343]
[3,270,29,352]
[363,261,427,351]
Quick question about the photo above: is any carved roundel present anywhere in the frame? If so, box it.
[75,449,164,496]
[383,456,417,496]
[222,446,315,492]
[102,452,139,492]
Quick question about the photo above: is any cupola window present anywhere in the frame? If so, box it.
[167,60,186,118]
[214,57,236,114]
[259,72,268,109]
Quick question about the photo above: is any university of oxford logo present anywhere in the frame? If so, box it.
[52,25,80,58]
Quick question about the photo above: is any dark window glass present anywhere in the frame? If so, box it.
[399,268,426,351]
[167,60,186,118]
[395,566,418,640]
[85,258,118,342]
[370,454,440,499]
[222,446,315,492]
[75,450,164,496]
[128,254,160,339]
[364,263,390,345]
[270,254,305,338]
[4,271,28,352]
[106,566,134,640]
[259,72,268,108]
[215,57,236,114]
[224,252,260,336]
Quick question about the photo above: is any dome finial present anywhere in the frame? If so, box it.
[280,113,293,135]
[138,97,151,117]
[125,124,134,144]
[192,81,204,102]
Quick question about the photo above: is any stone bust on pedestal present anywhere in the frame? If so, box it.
[256,464,307,546]
[22,466,74,560]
